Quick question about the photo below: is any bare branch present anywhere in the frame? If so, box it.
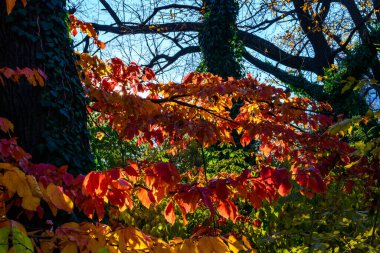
[144,46,200,70]
[141,4,200,26]
[99,0,123,26]
[243,51,328,101]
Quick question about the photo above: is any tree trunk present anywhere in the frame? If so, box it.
[0,0,92,174]
[198,0,243,79]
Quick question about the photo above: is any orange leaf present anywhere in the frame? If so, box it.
[260,144,271,156]
[20,67,36,86]
[136,188,155,209]
[0,117,14,133]
[164,200,175,225]
[33,69,45,87]
[217,199,238,223]
[61,242,78,253]
[6,0,16,15]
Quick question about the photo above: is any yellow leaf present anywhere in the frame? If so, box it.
[341,81,353,94]
[26,175,43,198]
[353,80,366,91]
[118,227,149,251]
[0,163,13,170]
[197,237,229,253]
[2,169,28,197]
[179,239,196,253]
[46,183,73,213]
[96,132,105,140]
[21,194,40,211]
[226,235,247,253]
[326,118,361,136]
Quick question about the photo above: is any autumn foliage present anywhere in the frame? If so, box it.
[0,4,379,253]
[0,55,367,251]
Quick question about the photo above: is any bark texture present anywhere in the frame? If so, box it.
[0,0,92,174]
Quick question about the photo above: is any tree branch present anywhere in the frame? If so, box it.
[243,51,328,101]
[238,30,323,74]
[99,0,123,26]
[141,4,200,26]
[144,46,200,69]
[292,0,332,66]
[92,22,201,35]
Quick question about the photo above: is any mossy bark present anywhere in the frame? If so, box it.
[0,0,92,174]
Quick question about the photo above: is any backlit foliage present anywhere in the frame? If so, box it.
[0,3,378,252]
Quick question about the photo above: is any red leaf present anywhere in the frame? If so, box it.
[124,164,139,183]
[183,72,195,84]
[82,172,107,197]
[200,188,215,216]
[143,68,156,81]
[63,173,74,186]
[101,78,117,92]
[37,68,47,80]
[164,200,175,225]
[278,180,292,197]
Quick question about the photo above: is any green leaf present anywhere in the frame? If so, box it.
[0,224,10,253]
[12,227,33,253]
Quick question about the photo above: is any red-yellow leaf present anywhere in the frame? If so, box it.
[164,200,175,225]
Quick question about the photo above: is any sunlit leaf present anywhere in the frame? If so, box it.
[46,183,73,213]
[164,200,175,225]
